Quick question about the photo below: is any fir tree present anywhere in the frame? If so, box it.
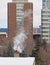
[7,43,14,57]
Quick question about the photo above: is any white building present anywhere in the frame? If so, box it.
[41,0,50,43]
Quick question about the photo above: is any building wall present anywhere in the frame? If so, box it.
[24,3,33,55]
[41,9,50,43]
[0,32,7,38]
[8,3,33,56]
[8,3,16,38]
[41,0,50,43]
[0,34,6,38]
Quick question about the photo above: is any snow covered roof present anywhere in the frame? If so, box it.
[0,57,35,65]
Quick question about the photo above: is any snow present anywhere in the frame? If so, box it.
[0,57,35,65]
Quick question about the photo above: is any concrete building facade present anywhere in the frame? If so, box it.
[41,0,50,43]
[8,0,33,56]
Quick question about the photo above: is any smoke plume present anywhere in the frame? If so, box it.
[13,29,27,53]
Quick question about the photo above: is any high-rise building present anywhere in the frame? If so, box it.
[41,0,50,43]
[8,0,33,56]
[42,0,50,9]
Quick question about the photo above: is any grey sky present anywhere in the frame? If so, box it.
[0,0,42,28]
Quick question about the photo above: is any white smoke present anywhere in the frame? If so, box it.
[13,29,27,53]
[13,9,33,53]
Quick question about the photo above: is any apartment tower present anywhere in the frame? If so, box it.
[8,0,33,56]
[41,0,50,43]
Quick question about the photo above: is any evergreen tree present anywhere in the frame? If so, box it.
[42,39,47,51]
[30,39,47,65]
[7,43,14,57]
[19,51,27,57]
[30,38,41,65]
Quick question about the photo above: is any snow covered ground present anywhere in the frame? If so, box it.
[0,57,35,65]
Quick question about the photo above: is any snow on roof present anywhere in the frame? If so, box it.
[0,57,35,65]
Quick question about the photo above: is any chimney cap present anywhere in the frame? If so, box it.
[12,0,28,2]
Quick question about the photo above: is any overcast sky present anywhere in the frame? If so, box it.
[0,0,42,28]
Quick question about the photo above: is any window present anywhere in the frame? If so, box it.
[42,31,48,33]
[41,11,46,13]
[43,0,46,2]
[16,18,24,21]
[42,27,48,29]
[16,6,23,9]
[16,3,24,32]
[48,15,50,17]
[16,12,24,15]
[43,3,45,8]
[41,23,48,25]
[42,35,48,37]
[16,4,24,9]
[16,16,23,19]
[42,39,48,41]
[42,19,48,21]
[16,10,24,13]
[47,0,50,2]
[47,3,50,9]
[41,15,48,17]
[16,4,24,7]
